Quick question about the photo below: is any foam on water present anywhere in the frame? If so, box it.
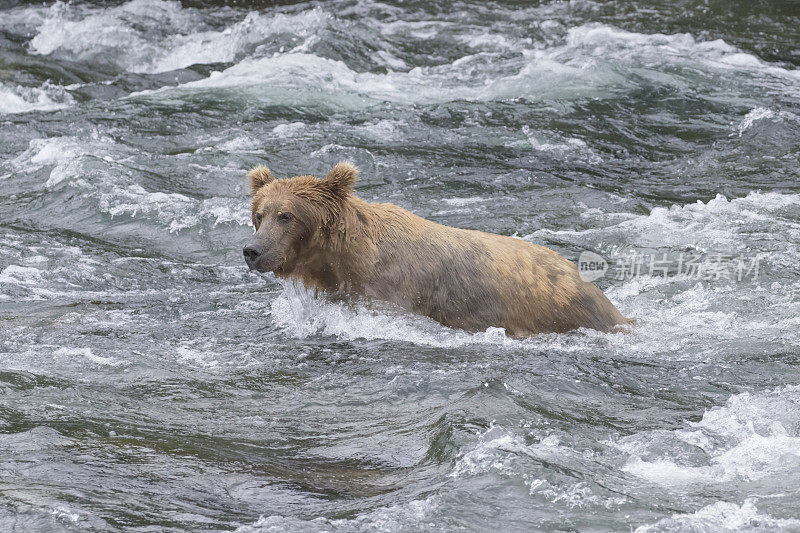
[616,385,800,485]
[133,49,609,106]
[5,1,799,112]
[733,106,800,140]
[99,184,250,232]
[53,347,125,367]
[237,496,439,533]
[130,19,800,108]
[271,122,307,138]
[635,500,800,532]
[351,119,405,142]
[563,24,800,84]
[6,0,794,113]
[0,81,73,114]
[0,265,44,287]
[449,425,532,479]
[0,236,105,301]
[26,0,328,74]
[530,190,800,252]
[9,136,251,232]
[441,197,486,206]
[9,134,125,187]
[270,281,522,348]
[199,135,263,154]
[507,126,604,164]
[448,425,628,511]
[736,107,777,136]
[130,52,389,108]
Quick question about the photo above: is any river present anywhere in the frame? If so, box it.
[1,0,799,531]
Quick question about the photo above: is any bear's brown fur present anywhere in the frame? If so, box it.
[243,162,630,337]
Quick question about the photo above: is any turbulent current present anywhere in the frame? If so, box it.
[1,0,799,531]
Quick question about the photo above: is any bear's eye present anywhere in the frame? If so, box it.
[278,212,294,223]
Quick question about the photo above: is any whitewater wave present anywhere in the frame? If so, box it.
[236,496,439,533]
[449,424,628,511]
[529,190,800,253]
[7,0,797,109]
[0,81,73,114]
[98,185,250,232]
[25,0,328,74]
[562,24,799,82]
[4,0,797,110]
[616,385,800,485]
[130,21,800,107]
[635,499,800,532]
[54,347,125,367]
[270,281,526,348]
[0,234,103,302]
[9,136,251,232]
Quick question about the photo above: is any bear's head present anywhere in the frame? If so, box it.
[242,162,358,275]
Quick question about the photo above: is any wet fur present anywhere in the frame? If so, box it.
[247,163,630,337]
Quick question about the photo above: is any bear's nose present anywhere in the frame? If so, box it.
[243,243,263,264]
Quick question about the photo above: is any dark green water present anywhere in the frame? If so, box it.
[1,0,799,531]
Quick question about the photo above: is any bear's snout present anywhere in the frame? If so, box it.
[243,242,265,270]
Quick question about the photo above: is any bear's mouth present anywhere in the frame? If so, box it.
[247,257,281,274]
[244,247,286,275]
[272,256,288,275]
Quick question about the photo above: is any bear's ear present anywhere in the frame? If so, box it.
[323,161,358,199]
[247,166,274,195]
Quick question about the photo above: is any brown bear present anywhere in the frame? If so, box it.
[243,162,630,337]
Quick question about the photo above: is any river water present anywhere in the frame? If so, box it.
[1,0,799,531]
